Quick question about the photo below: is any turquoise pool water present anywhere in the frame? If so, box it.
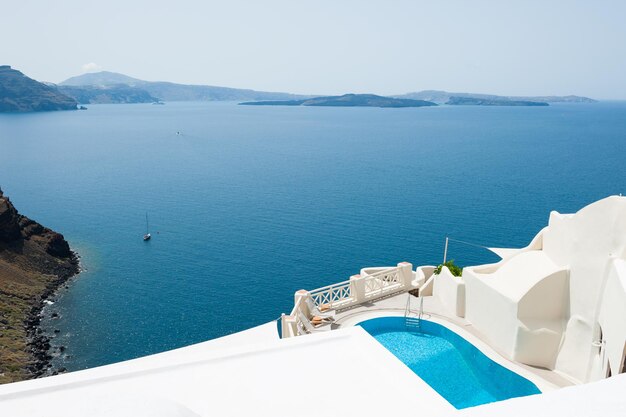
[358,317,540,409]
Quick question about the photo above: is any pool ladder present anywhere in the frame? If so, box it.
[404,293,424,330]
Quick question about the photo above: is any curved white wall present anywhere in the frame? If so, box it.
[432,267,465,317]
[464,196,626,383]
[545,197,626,382]
[591,259,626,380]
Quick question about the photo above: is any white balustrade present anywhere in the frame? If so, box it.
[363,267,402,299]
[309,280,353,309]
[281,262,417,338]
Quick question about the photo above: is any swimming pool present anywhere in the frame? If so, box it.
[358,317,540,409]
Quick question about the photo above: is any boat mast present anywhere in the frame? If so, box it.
[146,212,149,234]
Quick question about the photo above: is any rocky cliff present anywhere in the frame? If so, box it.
[0,189,79,383]
[0,65,77,112]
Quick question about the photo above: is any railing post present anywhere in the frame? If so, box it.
[350,274,365,303]
[281,314,297,338]
[398,262,414,290]
[294,289,310,315]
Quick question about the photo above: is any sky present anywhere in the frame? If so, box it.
[1,0,625,99]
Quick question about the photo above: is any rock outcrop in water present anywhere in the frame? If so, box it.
[0,65,78,112]
[0,188,79,383]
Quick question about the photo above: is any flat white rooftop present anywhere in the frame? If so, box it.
[0,324,452,417]
[1,310,625,416]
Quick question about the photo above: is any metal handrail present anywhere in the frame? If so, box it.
[404,294,424,320]
[404,293,411,317]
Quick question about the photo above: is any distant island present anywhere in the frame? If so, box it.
[0,66,77,112]
[0,188,79,383]
[57,84,159,104]
[395,90,596,104]
[240,94,438,108]
[446,96,549,106]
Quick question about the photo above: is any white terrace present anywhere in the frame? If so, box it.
[283,195,626,385]
[0,196,624,416]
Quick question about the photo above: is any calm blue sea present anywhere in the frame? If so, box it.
[0,101,624,371]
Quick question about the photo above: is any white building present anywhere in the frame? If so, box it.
[444,195,626,382]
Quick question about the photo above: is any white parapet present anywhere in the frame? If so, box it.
[283,262,417,338]
[433,266,466,317]
[350,273,365,302]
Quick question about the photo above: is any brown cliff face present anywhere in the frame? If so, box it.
[0,188,79,383]
[0,195,22,242]
[0,190,74,259]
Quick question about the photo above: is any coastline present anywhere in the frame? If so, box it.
[0,189,80,384]
[24,252,80,378]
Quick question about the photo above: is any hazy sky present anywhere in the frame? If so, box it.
[2,0,625,99]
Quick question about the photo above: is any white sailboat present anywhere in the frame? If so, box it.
[143,213,151,241]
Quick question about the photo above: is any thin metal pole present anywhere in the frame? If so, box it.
[404,293,411,317]
[443,236,449,264]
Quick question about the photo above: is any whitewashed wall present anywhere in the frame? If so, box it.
[463,196,626,383]
[433,266,466,317]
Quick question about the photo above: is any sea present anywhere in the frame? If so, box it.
[0,101,624,371]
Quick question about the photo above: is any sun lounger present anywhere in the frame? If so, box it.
[297,310,332,334]
[304,297,335,321]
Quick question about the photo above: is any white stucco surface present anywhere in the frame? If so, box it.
[487,247,520,260]
[474,251,562,300]
[594,258,626,379]
[432,267,465,317]
[0,325,453,417]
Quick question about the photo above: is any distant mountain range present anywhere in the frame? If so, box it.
[394,90,596,104]
[57,84,159,105]
[58,71,310,104]
[0,66,599,112]
[0,66,77,112]
[60,71,143,87]
[59,72,597,106]
[240,94,438,108]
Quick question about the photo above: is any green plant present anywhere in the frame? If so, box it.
[434,260,463,277]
